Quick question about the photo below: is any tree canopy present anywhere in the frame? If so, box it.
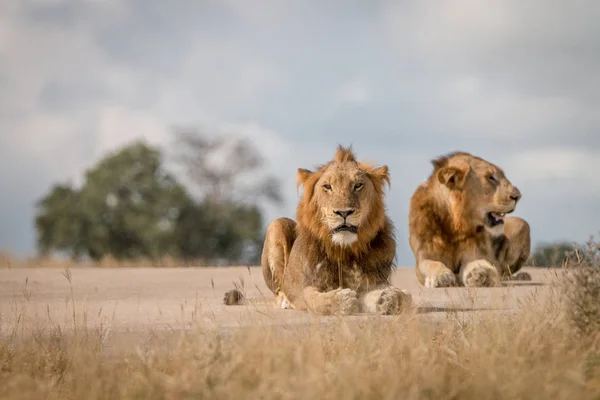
[35,134,280,266]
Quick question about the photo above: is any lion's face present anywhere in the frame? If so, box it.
[296,146,390,248]
[436,154,521,236]
[313,163,378,246]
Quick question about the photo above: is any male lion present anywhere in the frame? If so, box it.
[408,151,531,288]
[224,145,412,315]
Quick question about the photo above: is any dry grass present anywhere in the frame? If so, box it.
[2,237,600,399]
[0,251,231,269]
[1,278,600,399]
[560,235,600,336]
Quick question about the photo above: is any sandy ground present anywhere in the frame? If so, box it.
[0,266,560,339]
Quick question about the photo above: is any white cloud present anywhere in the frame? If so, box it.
[0,2,143,187]
[1,0,600,261]
[0,0,288,182]
[219,0,297,26]
[382,0,600,69]
[449,93,584,138]
[379,0,600,141]
[177,39,286,118]
[333,81,372,106]
[505,147,600,194]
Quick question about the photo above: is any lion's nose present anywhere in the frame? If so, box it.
[334,209,355,219]
[510,188,521,202]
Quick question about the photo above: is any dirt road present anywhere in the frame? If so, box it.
[0,266,559,336]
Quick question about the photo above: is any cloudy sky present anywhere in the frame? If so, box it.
[1,0,599,265]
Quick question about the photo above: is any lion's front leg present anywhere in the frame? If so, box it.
[301,286,359,316]
[496,217,532,282]
[359,285,412,315]
[418,259,458,288]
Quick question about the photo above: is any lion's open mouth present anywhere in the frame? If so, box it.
[486,212,507,227]
[331,224,358,234]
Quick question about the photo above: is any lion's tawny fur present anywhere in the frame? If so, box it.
[409,151,531,288]
[224,145,411,315]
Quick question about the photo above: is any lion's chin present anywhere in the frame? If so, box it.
[484,217,506,237]
[331,231,358,247]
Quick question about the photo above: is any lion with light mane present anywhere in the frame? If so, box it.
[224,145,412,315]
[409,151,531,288]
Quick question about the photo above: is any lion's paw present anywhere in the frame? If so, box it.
[276,292,293,309]
[463,264,499,287]
[424,271,457,288]
[512,272,532,281]
[376,287,412,315]
[331,288,359,315]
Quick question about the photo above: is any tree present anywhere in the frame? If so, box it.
[174,128,283,206]
[35,183,88,259]
[171,128,284,265]
[35,141,193,261]
[35,132,281,266]
[79,141,192,260]
[173,200,263,265]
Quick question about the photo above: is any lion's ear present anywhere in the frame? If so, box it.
[296,168,314,189]
[370,165,391,188]
[437,166,468,190]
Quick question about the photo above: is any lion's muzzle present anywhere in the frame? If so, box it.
[331,224,358,234]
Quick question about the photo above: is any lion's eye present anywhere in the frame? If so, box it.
[488,175,498,185]
[354,183,363,191]
[323,184,332,191]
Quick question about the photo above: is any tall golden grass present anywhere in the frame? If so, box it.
[1,267,599,400]
[0,251,230,268]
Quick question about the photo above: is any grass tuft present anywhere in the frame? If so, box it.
[560,234,600,336]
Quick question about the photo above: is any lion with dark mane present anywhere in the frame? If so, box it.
[408,151,531,288]
[224,145,412,315]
